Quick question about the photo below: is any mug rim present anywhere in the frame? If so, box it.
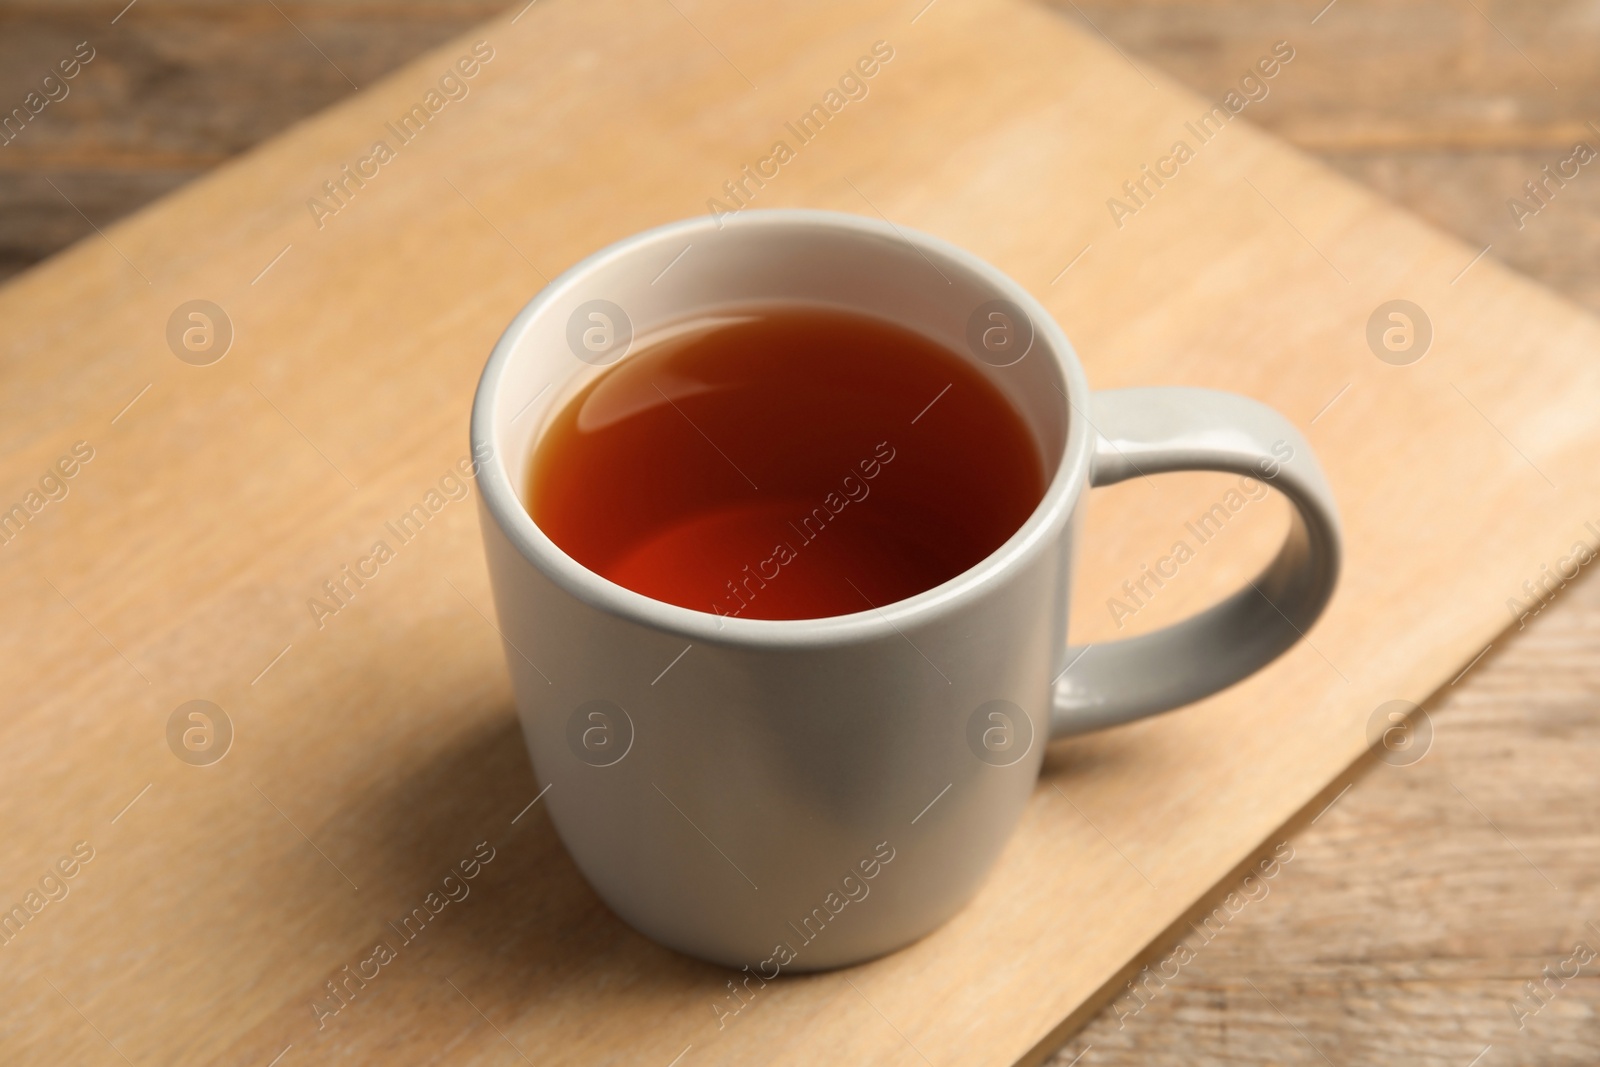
[471,208,1094,649]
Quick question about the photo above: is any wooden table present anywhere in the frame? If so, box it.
[3,1,1598,1063]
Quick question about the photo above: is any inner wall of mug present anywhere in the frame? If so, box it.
[493,213,1071,521]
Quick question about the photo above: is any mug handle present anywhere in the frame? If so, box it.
[1051,387,1342,738]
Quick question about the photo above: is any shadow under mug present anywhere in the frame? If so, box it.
[471,209,1341,971]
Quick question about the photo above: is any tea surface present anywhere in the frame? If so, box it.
[528,305,1046,620]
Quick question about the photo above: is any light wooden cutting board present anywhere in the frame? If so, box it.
[4,0,1597,1063]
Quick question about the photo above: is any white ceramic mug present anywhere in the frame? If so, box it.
[472,209,1340,971]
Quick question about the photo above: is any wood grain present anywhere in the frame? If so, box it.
[2,0,1600,1065]
[1041,4,1600,1060]
[0,0,502,279]
[1064,0,1600,316]
[1046,577,1600,1066]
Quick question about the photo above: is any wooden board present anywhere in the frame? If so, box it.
[4,0,1599,1064]
[1048,572,1600,1065]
